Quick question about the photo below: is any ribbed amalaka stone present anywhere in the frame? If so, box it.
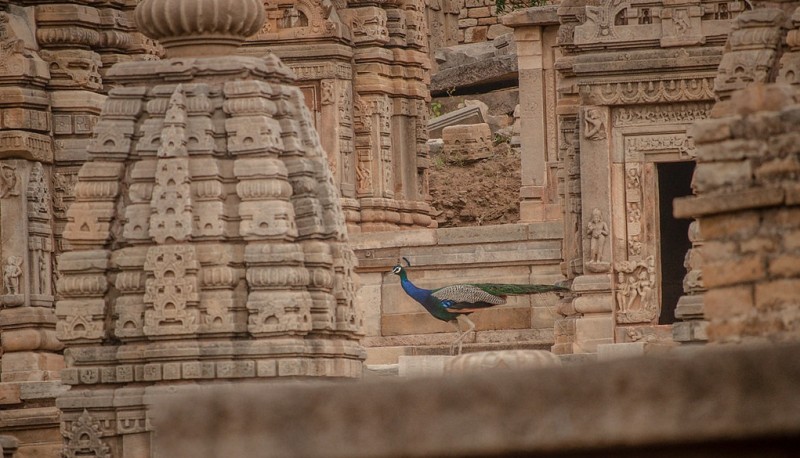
[134,0,265,57]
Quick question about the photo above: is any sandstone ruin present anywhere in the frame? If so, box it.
[0,0,798,456]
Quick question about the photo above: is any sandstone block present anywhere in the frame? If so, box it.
[674,189,784,219]
[740,236,776,254]
[1,329,63,353]
[726,84,799,117]
[458,18,478,28]
[0,384,21,405]
[1,352,64,379]
[468,7,491,18]
[441,123,492,162]
[487,24,513,39]
[763,207,800,229]
[755,279,800,310]
[690,118,733,145]
[768,253,800,278]
[464,26,488,43]
[692,160,753,193]
[697,139,766,162]
[782,230,800,250]
[703,255,766,289]
[699,211,760,240]
[704,286,754,318]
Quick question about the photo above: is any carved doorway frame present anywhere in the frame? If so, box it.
[610,104,706,341]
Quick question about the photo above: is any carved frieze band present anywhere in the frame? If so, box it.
[613,102,713,126]
[581,77,715,106]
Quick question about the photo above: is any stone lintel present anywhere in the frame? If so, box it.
[501,5,560,28]
[427,105,484,139]
[152,343,800,457]
[430,55,518,95]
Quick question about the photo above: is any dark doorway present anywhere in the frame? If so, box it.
[657,161,695,325]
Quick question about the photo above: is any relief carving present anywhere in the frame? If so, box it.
[0,163,18,198]
[585,208,610,273]
[143,245,200,335]
[584,77,716,106]
[584,108,606,140]
[615,255,657,323]
[3,256,23,296]
[63,410,112,458]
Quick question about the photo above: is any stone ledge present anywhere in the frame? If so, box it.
[152,343,800,457]
[674,187,786,219]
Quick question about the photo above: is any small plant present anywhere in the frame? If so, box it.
[493,133,510,146]
[431,154,446,169]
[430,101,443,118]
[495,0,547,15]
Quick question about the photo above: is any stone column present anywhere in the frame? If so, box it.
[503,6,562,222]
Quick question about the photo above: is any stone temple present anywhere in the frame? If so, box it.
[0,0,798,456]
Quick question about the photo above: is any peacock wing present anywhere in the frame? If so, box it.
[431,284,506,309]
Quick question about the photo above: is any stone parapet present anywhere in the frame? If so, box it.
[152,342,800,457]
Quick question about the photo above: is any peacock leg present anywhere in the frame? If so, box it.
[451,315,476,355]
[449,319,463,355]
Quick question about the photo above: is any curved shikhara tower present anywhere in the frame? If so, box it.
[55,0,364,455]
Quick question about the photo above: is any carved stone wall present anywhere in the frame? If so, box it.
[241,0,435,233]
[54,0,364,455]
[551,0,742,354]
[0,2,158,456]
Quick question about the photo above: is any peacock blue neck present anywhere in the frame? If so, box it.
[399,270,431,304]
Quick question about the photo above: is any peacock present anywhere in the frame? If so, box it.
[391,260,570,355]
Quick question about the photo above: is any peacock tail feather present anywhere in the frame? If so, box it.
[469,283,570,297]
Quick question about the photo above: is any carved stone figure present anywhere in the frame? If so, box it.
[585,208,609,272]
[0,163,18,198]
[615,256,657,323]
[584,108,606,140]
[3,256,22,295]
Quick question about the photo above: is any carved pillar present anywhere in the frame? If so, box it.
[504,6,562,222]
[56,1,364,456]
[672,220,708,344]
[569,105,614,353]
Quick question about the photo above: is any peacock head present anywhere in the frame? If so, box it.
[391,257,412,276]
